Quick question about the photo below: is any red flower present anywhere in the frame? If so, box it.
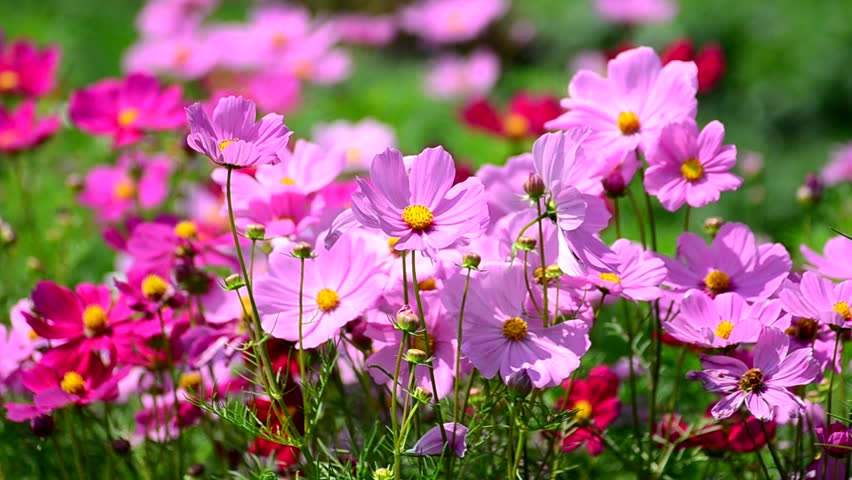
[461,92,561,140]
[248,398,304,471]
[661,38,725,94]
[556,365,621,456]
[658,409,776,453]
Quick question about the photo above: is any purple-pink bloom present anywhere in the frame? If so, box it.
[400,0,507,44]
[663,291,779,348]
[546,47,697,159]
[410,422,468,457]
[801,235,852,280]
[0,100,60,153]
[644,121,742,211]
[686,327,820,421]
[588,239,667,301]
[817,422,852,458]
[425,49,500,100]
[273,139,344,193]
[253,234,387,348]
[664,222,792,301]
[136,0,217,38]
[0,37,60,97]
[778,272,852,328]
[185,96,291,168]
[477,153,534,222]
[332,13,396,46]
[349,146,488,259]
[123,32,218,80]
[821,142,852,186]
[443,263,590,388]
[79,152,172,222]
[593,0,677,24]
[312,118,397,173]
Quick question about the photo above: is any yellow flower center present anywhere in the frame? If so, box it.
[344,147,362,165]
[82,305,108,335]
[174,220,198,239]
[617,111,641,135]
[60,371,86,395]
[738,368,764,392]
[714,320,734,340]
[502,317,529,341]
[402,204,434,232]
[704,270,731,295]
[599,272,621,284]
[834,301,852,321]
[417,278,438,291]
[680,158,704,181]
[387,237,401,257]
[280,177,296,185]
[271,32,287,49]
[316,288,340,312]
[29,329,39,340]
[117,108,139,127]
[141,274,169,301]
[0,70,20,90]
[412,334,435,354]
[179,371,203,392]
[573,400,593,422]
[502,113,529,138]
[113,178,136,200]
[218,139,238,152]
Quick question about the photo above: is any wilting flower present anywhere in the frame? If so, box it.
[779,272,852,328]
[661,38,725,94]
[400,0,507,44]
[0,37,60,97]
[349,146,488,258]
[644,121,742,211]
[664,222,792,301]
[0,100,60,153]
[461,93,562,140]
[78,152,172,221]
[557,365,621,456]
[443,263,590,388]
[821,142,852,186]
[410,422,468,457]
[593,0,676,24]
[801,235,852,280]
[425,49,500,100]
[686,327,820,421]
[253,235,386,348]
[69,72,185,148]
[663,291,780,348]
[312,118,396,172]
[546,46,697,159]
[185,96,291,168]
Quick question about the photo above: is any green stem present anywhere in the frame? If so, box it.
[614,197,622,238]
[65,409,86,480]
[157,308,184,474]
[827,334,841,424]
[683,205,691,233]
[761,421,786,478]
[391,333,408,480]
[522,251,543,317]
[401,251,410,305]
[626,190,647,249]
[741,412,771,480]
[621,301,641,441]
[536,199,550,327]
[297,256,311,458]
[453,269,473,425]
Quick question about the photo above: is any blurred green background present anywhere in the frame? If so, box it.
[1,0,851,310]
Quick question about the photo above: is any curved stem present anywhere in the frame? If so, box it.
[391,333,408,480]
[761,421,786,478]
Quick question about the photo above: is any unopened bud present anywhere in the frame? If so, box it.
[797,174,823,206]
[544,264,563,279]
[516,235,537,251]
[703,217,724,238]
[223,273,245,291]
[523,173,546,199]
[0,218,15,247]
[292,241,313,259]
[395,305,420,334]
[65,174,85,193]
[601,170,626,198]
[30,415,55,438]
[413,386,433,403]
[405,348,428,364]
[462,252,481,269]
[507,369,534,398]
[26,257,43,272]
[187,463,205,477]
[112,438,131,455]
[245,224,266,240]
[373,467,393,480]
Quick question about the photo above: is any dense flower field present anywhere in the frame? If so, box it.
[1,0,851,479]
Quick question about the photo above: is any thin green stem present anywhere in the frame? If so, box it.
[614,197,622,238]
[827,334,841,424]
[297,256,311,458]
[453,269,473,426]
[65,409,86,480]
[522,251,543,317]
[626,189,647,249]
[761,421,787,478]
[157,308,184,474]
[401,251,410,305]
[391,333,408,480]
[683,205,691,233]
[620,300,641,440]
[536,200,550,327]
[741,412,771,480]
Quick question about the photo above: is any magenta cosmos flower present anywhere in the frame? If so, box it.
[0,37,60,97]
[443,263,590,388]
[532,130,614,275]
[253,234,387,348]
[400,0,507,44]
[779,272,852,329]
[644,121,742,211]
[186,96,291,168]
[546,47,697,158]
[593,0,677,24]
[69,72,185,148]
[801,235,852,280]
[78,152,172,222]
[588,239,667,301]
[686,327,820,421]
[0,100,60,153]
[664,222,791,301]
[349,146,488,259]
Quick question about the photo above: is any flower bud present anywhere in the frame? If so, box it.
[507,369,534,398]
[395,305,420,334]
[112,438,131,455]
[515,235,537,251]
[0,218,15,248]
[373,467,393,480]
[30,415,55,438]
[187,463,206,477]
[523,173,546,199]
[797,173,823,207]
[65,174,85,193]
[413,386,433,403]
[703,217,724,238]
[223,273,245,291]
[601,170,626,198]
[292,241,313,259]
[26,257,43,272]
[245,224,266,240]
[544,265,563,279]
[405,348,428,364]
[461,252,481,269]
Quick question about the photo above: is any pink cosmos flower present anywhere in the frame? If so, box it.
[686,327,820,421]
[0,300,40,390]
[123,32,218,80]
[237,189,321,239]
[241,72,302,115]
[822,142,852,186]
[546,47,697,159]
[0,38,60,97]
[664,222,792,301]
[253,234,387,348]
[332,14,396,46]
[765,311,840,376]
[443,263,590,388]
[411,422,468,457]
[425,49,500,100]
[568,50,607,76]
[312,118,397,172]
[532,130,614,275]
[587,239,667,301]
[644,121,742,211]
[477,153,534,222]
[0,100,60,153]
[69,72,185,148]
[349,146,488,259]
[801,235,852,280]
[136,0,218,38]
[79,152,172,222]
[779,272,852,329]
[278,26,351,85]
[273,140,344,194]
[400,0,507,44]
[185,96,291,168]
[593,0,677,24]
[663,291,782,348]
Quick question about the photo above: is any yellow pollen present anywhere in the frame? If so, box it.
[599,272,621,284]
[280,177,296,185]
[417,278,438,291]
[113,178,136,200]
[738,368,764,392]
[387,237,401,256]
[117,108,139,127]
[316,288,340,312]
[271,32,287,49]
[681,158,704,181]
[344,147,362,165]
[714,320,734,340]
[402,204,434,232]
[82,305,108,334]
[573,400,593,422]
[29,329,39,340]
[174,220,198,239]
[834,301,852,321]
[141,274,169,301]
[617,111,641,135]
[0,71,20,90]
[412,334,435,353]
[60,371,86,395]
[704,270,731,295]
[179,371,203,392]
[218,139,238,152]
[502,317,529,341]
[174,46,191,65]
[502,113,529,138]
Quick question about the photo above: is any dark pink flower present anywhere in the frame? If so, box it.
[78,152,172,222]
[0,100,60,153]
[0,38,60,97]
